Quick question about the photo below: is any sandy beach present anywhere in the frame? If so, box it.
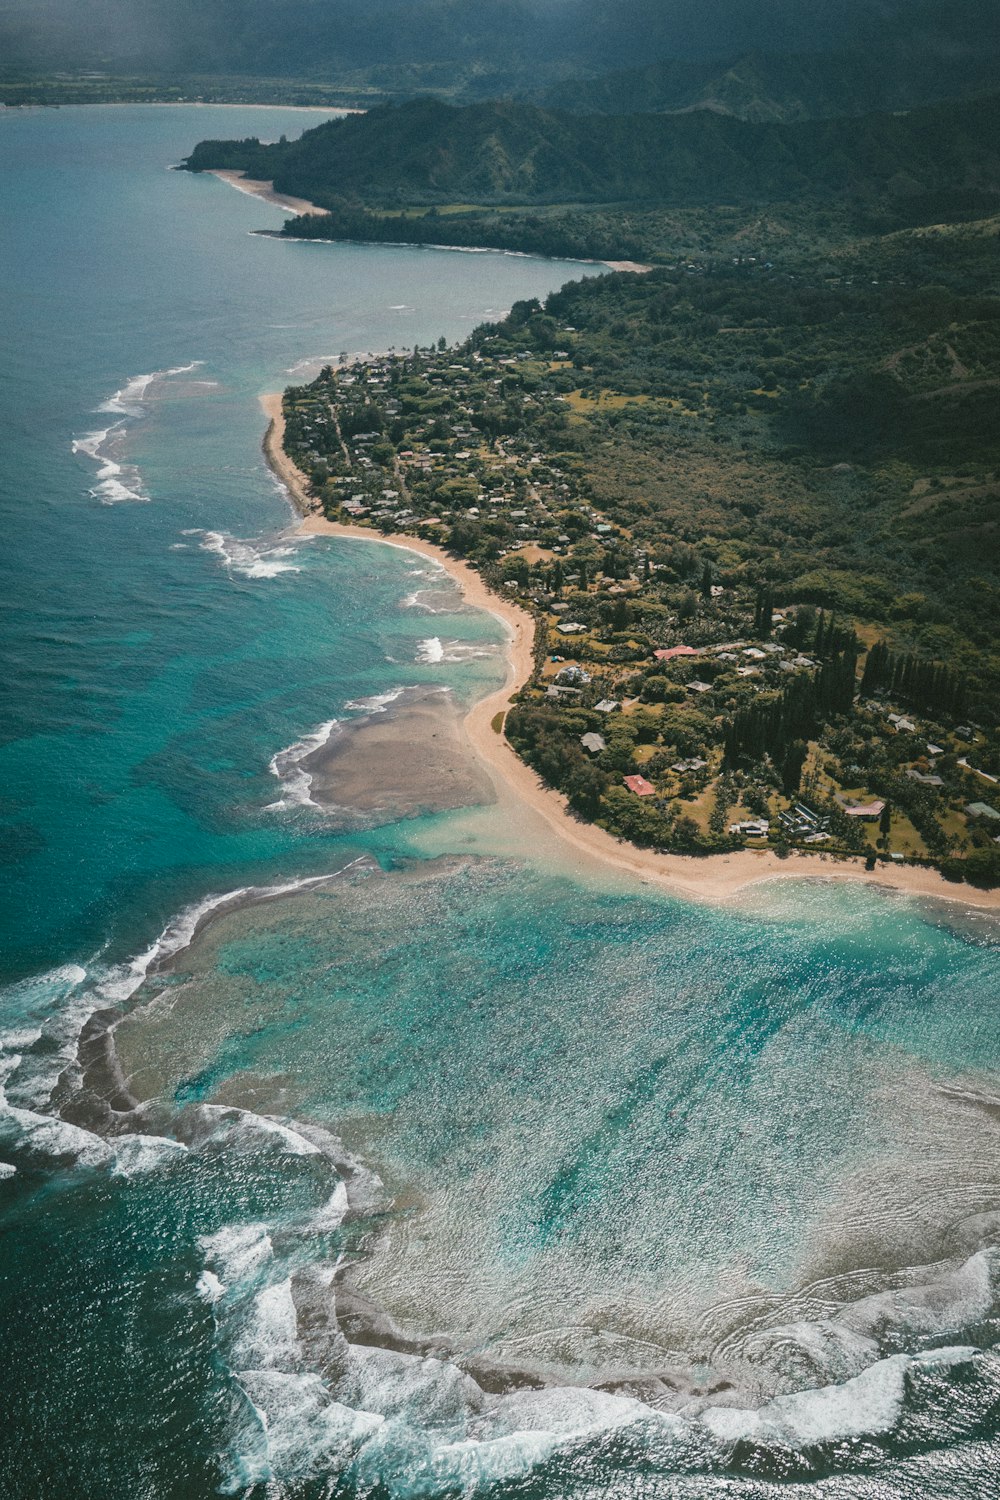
[208,168,327,216]
[303,686,495,820]
[261,393,1000,913]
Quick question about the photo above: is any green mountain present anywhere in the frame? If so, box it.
[3,0,991,104]
[544,42,1000,124]
[184,92,1000,211]
[542,1,1000,122]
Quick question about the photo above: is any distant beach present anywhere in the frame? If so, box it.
[207,168,327,216]
[262,392,1000,913]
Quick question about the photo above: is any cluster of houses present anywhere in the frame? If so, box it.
[283,348,997,866]
[284,346,638,568]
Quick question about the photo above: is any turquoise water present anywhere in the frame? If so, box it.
[2,107,1000,1500]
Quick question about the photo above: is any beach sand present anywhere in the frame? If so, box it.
[261,393,1000,913]
[305,687,495,820]
[208,169,327,217]
[602,260,654,273]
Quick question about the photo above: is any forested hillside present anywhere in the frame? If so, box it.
[184,92,1000,211]
[544,31,1000,123]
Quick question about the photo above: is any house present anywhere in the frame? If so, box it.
[556,665,591,686]
[887,713,917,733]
[557,622,587,635]
[580,733,606,755]
[623,774,656,797]
[967,802,1000,821]
[907,769,944,787]
[672,758,708,773]
[730,819,770,836]
[688,680,713,694]
[594,699,621,714]
[546,685,582,701]
[841,800,886,819]
[654,645,700,663]
[927,743,944,757]
[778,803,830,838]
[742,647,767,660]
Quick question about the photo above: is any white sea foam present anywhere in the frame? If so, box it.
[201,1222,274,1285]
[416,636,445,663]
[417,635,497,664]
[235,1371,384,1484]
[194,529,302,579]
[73,362,201,502]
[232,1279,301,1371]
[195,1105,325,1159]
[96,873,344,1011]
[401,588,457,614]
[197,1270,226,1303]
[838,1247,999,1343]
[71,422,146,503]
[700,1345,978,1450]
[0,1098,111,1169]
[342,687,406,714]
[98,361,202,416]
[265,720,338,811]
[0,1163,16,1180]
[310,1181,349,1233]
[110,1133,189,1177]
[0,963,93,1109]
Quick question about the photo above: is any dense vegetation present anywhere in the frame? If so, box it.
[184,93,1000,215]
[543,8,1000,122]
[273,204,1000,883]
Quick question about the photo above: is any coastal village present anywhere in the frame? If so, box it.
[279,327,1000,886]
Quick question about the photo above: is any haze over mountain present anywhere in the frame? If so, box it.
[545,1,1000,121]
[3,0,996,111]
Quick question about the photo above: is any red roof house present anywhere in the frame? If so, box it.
[623,775,656,797]
[843,800,886,819]
[653,645,700,663]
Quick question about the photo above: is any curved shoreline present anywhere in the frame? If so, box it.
[261,393,1000,914]
[206,168,329,217]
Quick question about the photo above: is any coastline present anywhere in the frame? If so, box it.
[207,168,327,216]
[215,174,650,271]
[261,393,1000,914]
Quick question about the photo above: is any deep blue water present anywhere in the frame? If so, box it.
[1,106,1000,1500]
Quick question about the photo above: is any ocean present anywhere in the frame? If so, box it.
[1,105,999,1500]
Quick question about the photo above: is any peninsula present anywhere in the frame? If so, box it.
[259,236,1000,906]
[231,86,1000,899]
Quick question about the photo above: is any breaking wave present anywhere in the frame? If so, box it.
[416,635,498,664]
[265,720,339,811]
[71,362,201,503]
[191,529,303,579]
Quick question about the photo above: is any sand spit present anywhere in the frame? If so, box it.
[260,393,1000,914]
[208,169,327,217]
